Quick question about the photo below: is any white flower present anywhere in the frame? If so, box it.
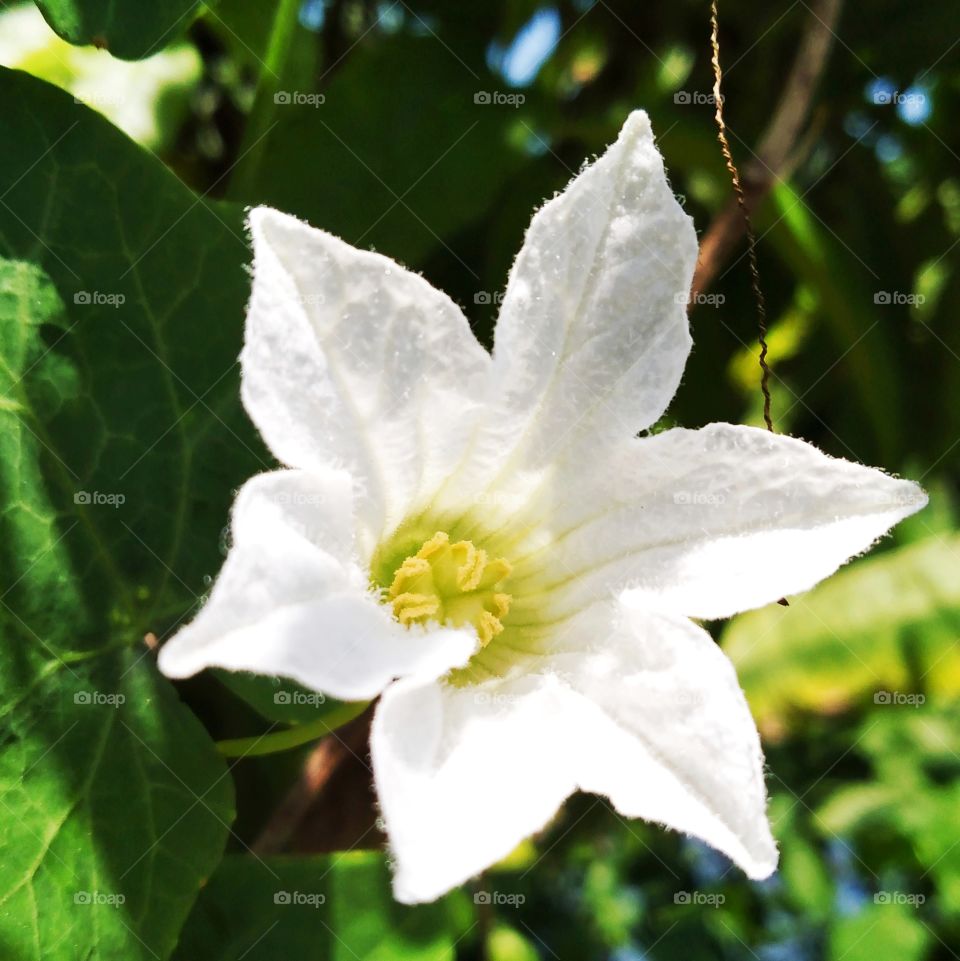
[158,111,926,904]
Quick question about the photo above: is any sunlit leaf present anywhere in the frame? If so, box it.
[725,533,960,734]
[828,901,930,961]
[0,66,262,958]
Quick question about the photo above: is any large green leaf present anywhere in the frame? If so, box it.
[724,533,960,733]
[33,0,205,60]
[0,643,235,960]
[0,66,266,643]
[174,853,473,960]
[0,68,263,957]
[0,258,235,958]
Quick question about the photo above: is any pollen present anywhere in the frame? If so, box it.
[387,532,512,647]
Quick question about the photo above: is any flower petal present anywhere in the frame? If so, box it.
[485,110,696,470]
[552,600,777,878]
[372,598,776,904]
[371,670,578,904]
[242,206,491,549]
[512,423,926,620]
[157,470,476,700]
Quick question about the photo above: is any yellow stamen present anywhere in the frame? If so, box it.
[387,531,512,648]
[391,592,440,624]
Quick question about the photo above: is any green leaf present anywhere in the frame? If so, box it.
[174,853,473,961]
[0,66,266,644]
[828,901,931,961]
[0,68,263,957]
[487,925,540,961]
[778,834,834,921]
[817,783,902,836]
[830,711,960,916]
[724,533,960,733]
[34,0,206,60]
[0,645,235,960]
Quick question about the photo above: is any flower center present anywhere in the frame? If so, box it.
[387,531,512,647]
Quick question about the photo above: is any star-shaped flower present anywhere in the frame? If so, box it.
[159,111,925,904]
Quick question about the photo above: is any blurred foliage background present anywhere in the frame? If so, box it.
[1,0,958,958]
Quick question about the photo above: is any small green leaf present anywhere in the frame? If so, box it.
[778,835,834,921]
[34,0,207,60]
[828,902,930,961]
[487,925,540,961]
[817,783,902,835]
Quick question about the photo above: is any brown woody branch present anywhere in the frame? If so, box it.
[691,0,843,300]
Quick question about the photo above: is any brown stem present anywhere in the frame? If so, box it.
[691,0,843,299]
[251,707,375,857]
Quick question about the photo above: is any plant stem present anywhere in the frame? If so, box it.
[228,0,302,198]
[252,708,373,855]
[216,700,368,758]
[690,0,842,298]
